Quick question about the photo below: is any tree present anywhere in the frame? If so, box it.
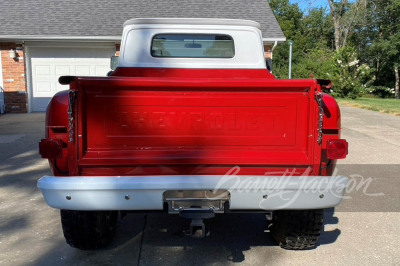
[327,0,368,51]
[269,0,334,78]
[269,0,398,98]
[357,0,400,99]
[268,0,305,78]
[302,8,334,50]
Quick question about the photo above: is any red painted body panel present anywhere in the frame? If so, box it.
[43,68,345,177]
[111,68,277,79]
[45,90,69,138]
[321,93,341,131]
[44,91,69,175]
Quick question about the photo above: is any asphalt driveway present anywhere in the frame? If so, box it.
[0,106,399,265]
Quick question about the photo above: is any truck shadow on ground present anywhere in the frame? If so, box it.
[140,212,273,263]
[138,209,341,264]
[30,213,146,266]
[30,209,341,265]
[318,208,341,249]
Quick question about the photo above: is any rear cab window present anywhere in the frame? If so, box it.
[151,34,235,58]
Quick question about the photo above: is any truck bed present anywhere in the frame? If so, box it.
[69,75,321,176]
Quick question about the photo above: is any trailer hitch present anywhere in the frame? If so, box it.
[179,209,215,238]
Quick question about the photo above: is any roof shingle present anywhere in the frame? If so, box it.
[0,0,285,40]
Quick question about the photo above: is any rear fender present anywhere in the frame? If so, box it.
[320,93,345,175]
[321,93,341,132]
[42,90,69,175]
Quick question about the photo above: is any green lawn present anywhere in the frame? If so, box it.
[336,97,400,116]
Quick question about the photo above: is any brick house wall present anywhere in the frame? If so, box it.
[264,45,273,72]
[116,44,120,56]
[264,45,272,59]
[0,43,28,113]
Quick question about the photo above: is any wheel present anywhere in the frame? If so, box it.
[60,210,118,250]
[269,209,324,250]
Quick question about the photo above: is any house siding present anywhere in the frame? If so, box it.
[0,43,28,113]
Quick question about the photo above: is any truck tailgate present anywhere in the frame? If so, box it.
[71,77,320,172]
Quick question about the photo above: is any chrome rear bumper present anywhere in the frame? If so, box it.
[37,175,349,211]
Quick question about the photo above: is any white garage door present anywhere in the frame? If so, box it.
[28,44,116,112]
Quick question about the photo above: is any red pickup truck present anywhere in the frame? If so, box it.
[38,18,348,250]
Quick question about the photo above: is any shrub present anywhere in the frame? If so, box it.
[367,86,395,98]
[331,47,375,99]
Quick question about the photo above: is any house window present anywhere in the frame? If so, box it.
[151,34,235,58]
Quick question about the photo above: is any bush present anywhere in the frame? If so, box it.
[367,86,396,98]
[293,47,338,80]
[272,46,338,80]
[331,47,375,99]
[272,46,376,100]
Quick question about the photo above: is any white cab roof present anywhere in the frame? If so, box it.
[123,18,261,29]
[119,18,266,69]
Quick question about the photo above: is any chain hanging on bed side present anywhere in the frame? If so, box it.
[68,91,77,143]
[316,93,324,145]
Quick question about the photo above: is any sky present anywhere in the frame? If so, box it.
[289,0,330,11]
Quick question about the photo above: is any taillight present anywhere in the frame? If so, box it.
[327,139,348,159]
[39,139,63,159]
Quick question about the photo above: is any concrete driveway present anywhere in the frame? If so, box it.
[0,106,399,265]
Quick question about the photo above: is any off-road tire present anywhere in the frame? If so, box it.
[60,210,118,250]
[269,209,324,250]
